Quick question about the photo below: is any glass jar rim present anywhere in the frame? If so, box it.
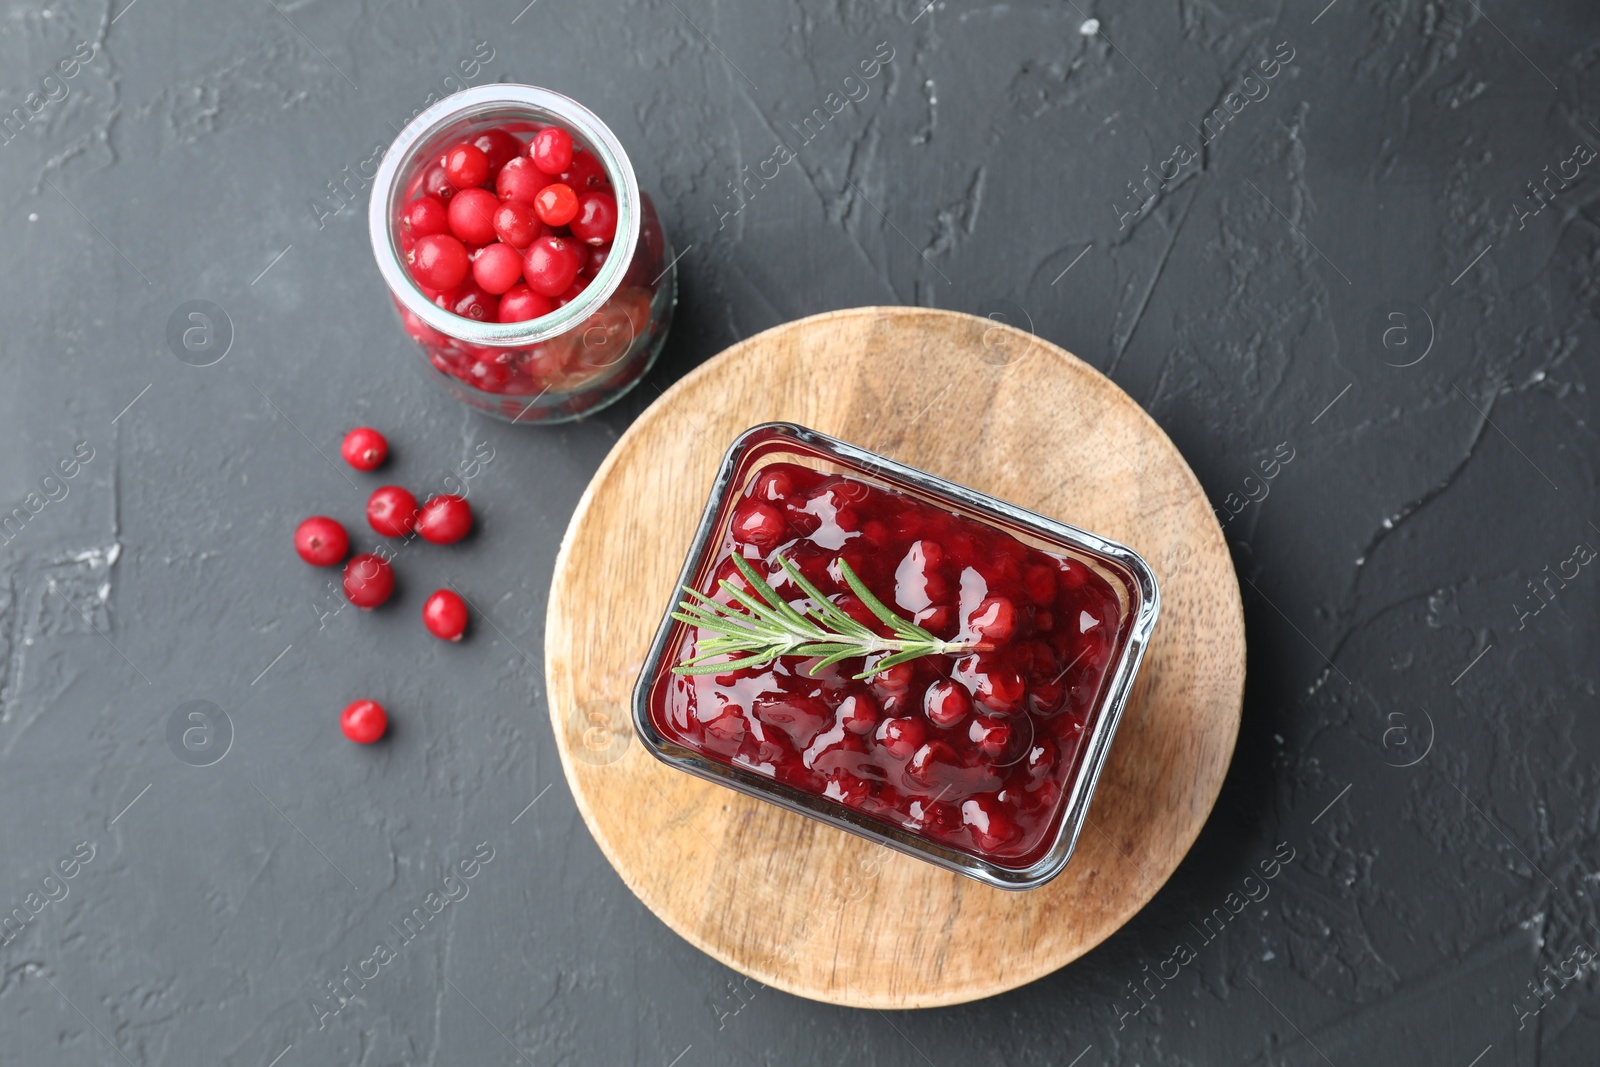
[368,84,643,348]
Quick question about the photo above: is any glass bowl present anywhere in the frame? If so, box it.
[632,423,1160,890]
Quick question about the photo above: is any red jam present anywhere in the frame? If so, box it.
[650,463,1125,867]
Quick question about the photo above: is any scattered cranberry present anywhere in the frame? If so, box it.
[409,234,469,290]
[402,195,450,237]
[498,284,554,323]
[416,494,472,544]
[422,589,468,640]
[569,191,618,245]
[533,182,579,227]
[472,242,524,295]
[923,679,971,727]
[447,187,500,246]
[340,699,388,743]
[294,516,349,566]
[492,199,541,248]
[343,553,395,609]
[522,235,582,297]
[340,426,388,471]
[441,141,490,189]
[529,126,573,175]
[367,486,420,537]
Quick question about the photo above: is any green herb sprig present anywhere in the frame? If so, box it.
[671,553,988,679]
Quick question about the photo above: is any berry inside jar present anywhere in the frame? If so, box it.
[650,462,1127,868]
[390,118,667,410]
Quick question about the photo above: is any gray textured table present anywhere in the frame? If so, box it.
[1,1,1596,1064]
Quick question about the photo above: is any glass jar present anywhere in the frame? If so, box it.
[633,424,1161,890]
[368,84,674,424]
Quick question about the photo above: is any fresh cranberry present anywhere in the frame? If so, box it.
[569,191,618,245]
[422,163,456,203]
[968,595,1018,645]
[472,128,522,175]
[465,357,512,393]
[533,182,579,226]
[730,500,786,549]
[923,679,971,727]
[416,494,472,544]
[495,156,545,203]
[553,278,587,307]
[499,284,554,322]
[436,282,499,322]
[408,234,470,290]
[422,589,468,640]
[340,699,388,743]
[585,242,612,272]
[441,142,490,188]
[343,553,395,609]
[402,195,450,237]
[522,235,583,297]
[447,188,500,245]
[472,242,524,294]
[340,426,388,471]
[294,516,348,566]
[529,126,573,175]
[558,149,608,191]
[367,486,420,537]
[875,716,926,759]
[492,199,541,248]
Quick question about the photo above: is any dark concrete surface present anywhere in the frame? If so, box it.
[0,0,1597,1063]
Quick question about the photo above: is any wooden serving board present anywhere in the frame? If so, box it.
[545,307,1244,1008]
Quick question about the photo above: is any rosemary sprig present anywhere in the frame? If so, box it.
[671,553,988,679]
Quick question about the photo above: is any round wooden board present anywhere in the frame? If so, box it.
[545,307,1244,1009]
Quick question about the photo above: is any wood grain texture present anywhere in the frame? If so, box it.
[545,307,1244,1008]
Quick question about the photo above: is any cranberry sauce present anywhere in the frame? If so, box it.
[651,462,1124,867]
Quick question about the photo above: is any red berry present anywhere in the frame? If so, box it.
[558,149,608,192]
[402,195,450,237]
[869,658,915,693]
[435,282,499,322]
[422,589,468,640]
[586,242,612,272]
[730,500,786,549]
[838,692,879,735]
[569,191,618,245]
[472,128,522,175]
[922,679,971,727]
[441,141,490,188]
[367,486,420,537]
[416,494,472,544]
[967,716,1014,758]
[962,794,1021,851]
[340,426,388,471]
[408,234,469,290]
[529,126,573,175]
[340,699,388,743]
[553,277,587,307]
[447,188,500,245]
[498,284,554,323]
[492,199,541,248]
[494,156,545,203]
[969,595,1018,645]
[874,716,927,759]
[472,242,524,294]
[422,163,456,203]
[342,553,395,609]
[522,235,582,297]
[533,182,579,226]
[464,356,512,393]
[294,516,348,566]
